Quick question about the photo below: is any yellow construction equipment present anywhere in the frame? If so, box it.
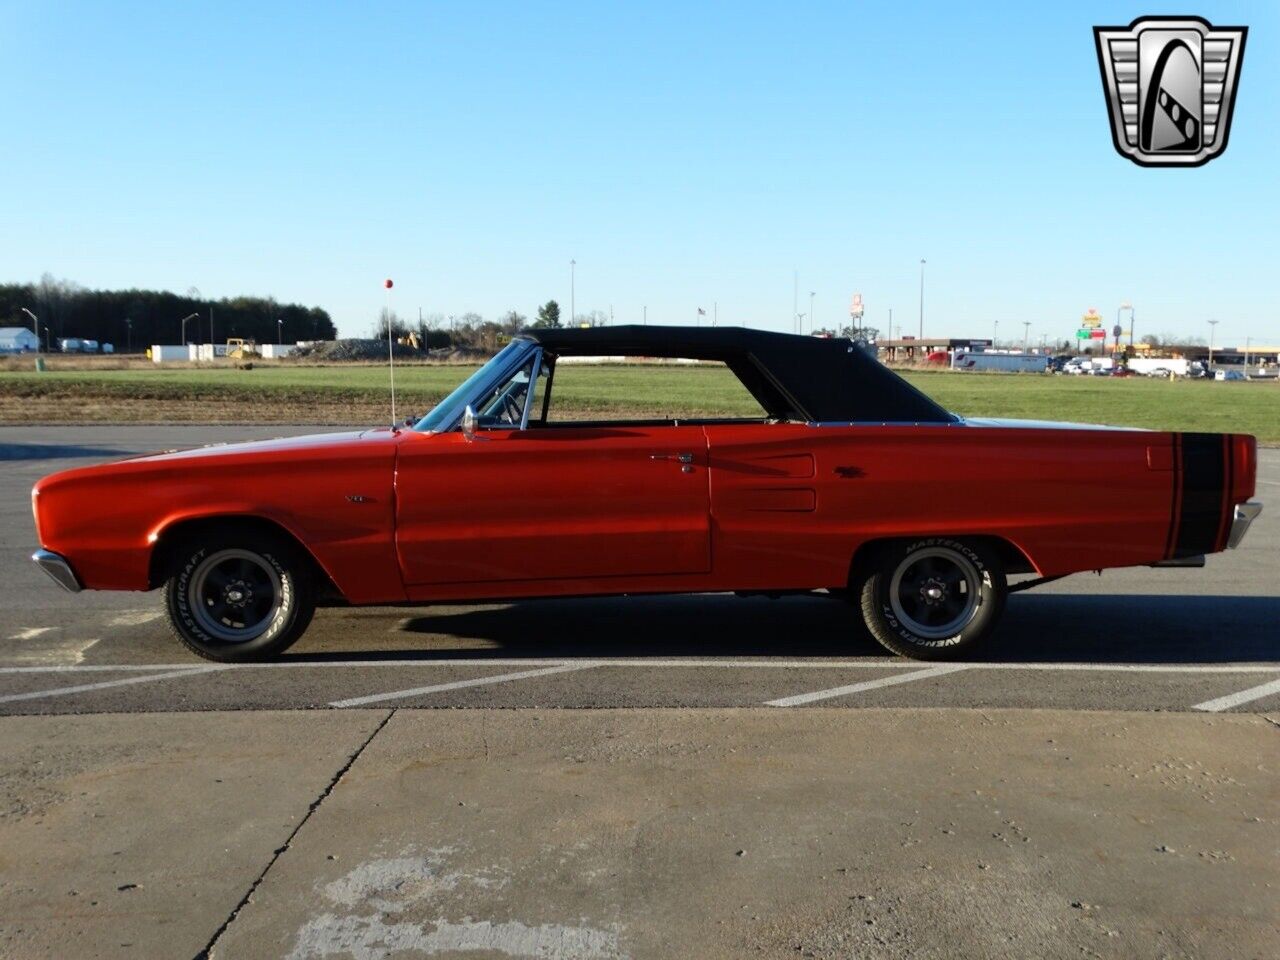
[225,338,260,359]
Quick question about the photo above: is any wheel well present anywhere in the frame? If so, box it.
[848,535,1036,586]
[147,515,340,597]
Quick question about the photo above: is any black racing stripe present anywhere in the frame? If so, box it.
[1175,433,1226,558]
[1163,434,1182,560]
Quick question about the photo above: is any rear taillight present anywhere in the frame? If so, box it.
[1231,434,1257,504]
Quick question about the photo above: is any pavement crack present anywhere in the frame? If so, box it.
[193,708,397,960]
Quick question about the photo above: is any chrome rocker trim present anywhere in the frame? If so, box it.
[32,549,82,593]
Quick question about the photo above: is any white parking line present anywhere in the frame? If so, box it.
[106,610,164,627]
[4,659,1280,674]
[765,664,970,707]
[6,627,55,641]
[1191,676,1280,713]
[329,663,598,708]
[0,667,225,705]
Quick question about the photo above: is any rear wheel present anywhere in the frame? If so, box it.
[163,531,315,662]
[856,538,1005,660]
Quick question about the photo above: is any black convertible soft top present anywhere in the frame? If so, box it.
[518,325,955,424]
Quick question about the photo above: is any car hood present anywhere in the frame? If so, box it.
[122,428,390,464]
[961,417,1146,432]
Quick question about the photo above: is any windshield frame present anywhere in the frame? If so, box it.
[412,338,539,433]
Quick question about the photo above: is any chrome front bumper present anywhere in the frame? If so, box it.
[32,549,82,592]
[1227,502,1263,550]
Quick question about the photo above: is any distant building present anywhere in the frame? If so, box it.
[0,327,39,353]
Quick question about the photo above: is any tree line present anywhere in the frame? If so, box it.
[1,275,336,351]
[376,300,613,351]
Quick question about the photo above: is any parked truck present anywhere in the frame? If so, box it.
[951,352,1049,374]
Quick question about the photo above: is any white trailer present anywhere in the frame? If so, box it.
[951,352,1049,373]
[150,344,189,364]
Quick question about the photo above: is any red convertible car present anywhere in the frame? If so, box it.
[31,326,1261,661]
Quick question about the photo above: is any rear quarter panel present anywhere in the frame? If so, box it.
[705,423,1176,584]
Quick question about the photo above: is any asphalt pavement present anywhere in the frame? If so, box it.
[1,425,1277,959]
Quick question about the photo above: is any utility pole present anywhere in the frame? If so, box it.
[1022,320,1031,353]
[994,320,999,350]
[793,270,799,334]
[918,259,926,339]
[1208,319,1219,367]
[643,305,647,326]
[1118,301,1134,349]
[570,259,576,329]
[808,291,815,336]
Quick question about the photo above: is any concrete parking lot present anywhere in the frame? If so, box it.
[1,426,1277,959]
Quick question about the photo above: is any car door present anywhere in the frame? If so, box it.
[394,424,711,585]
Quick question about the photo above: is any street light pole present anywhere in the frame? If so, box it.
[993,320,999,350]
[808,291,815,336]
[20,307,38,352]
[918,259,926,339]
[1022,320,1030,353]
[179,313,199,346]
[277,317,283,345]
[570,259,576,329]
[1208,319,1219,367]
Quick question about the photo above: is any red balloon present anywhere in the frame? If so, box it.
[383,278,394,289]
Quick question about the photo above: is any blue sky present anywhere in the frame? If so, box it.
[2,1,1276,345]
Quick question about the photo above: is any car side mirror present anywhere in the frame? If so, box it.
[461,405,477,441]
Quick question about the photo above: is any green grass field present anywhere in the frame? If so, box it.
[2,363,1277,442]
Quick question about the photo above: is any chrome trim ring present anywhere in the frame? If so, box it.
[187,548,283,643]
[888,546,981,640]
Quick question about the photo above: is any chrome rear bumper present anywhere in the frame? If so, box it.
[1227,502,1263,550]
[32,549,82,593]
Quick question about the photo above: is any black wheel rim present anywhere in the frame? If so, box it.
[188,549,283,643]
[887,547,981,640]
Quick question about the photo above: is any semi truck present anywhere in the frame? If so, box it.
[951,352,1049,373]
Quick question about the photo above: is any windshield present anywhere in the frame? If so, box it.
[413,340,527,433]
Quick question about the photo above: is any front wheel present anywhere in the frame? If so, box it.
[163,532,315,662]
[856,538,1005,660]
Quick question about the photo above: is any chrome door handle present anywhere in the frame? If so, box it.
[650,452,694,464]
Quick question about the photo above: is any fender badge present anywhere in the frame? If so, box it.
[346,494,372,503]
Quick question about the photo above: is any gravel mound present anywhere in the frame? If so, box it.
[296,339,418,361]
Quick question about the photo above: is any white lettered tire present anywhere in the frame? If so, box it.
[163,531,315,662]
[857,538,1006,660]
